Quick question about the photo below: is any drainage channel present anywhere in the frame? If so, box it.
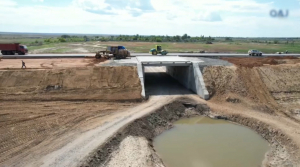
[153,116,270,167]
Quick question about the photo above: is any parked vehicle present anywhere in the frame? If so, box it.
[0,43,28,55]
[149,45,168,55]
[248,49,262,56]
[95,46,130,59]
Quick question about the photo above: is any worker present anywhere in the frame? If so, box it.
[21,60,26,69]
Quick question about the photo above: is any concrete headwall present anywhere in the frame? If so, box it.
[137,63,146,98]
[166,64,209,100]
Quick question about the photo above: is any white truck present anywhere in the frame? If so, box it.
[248,49,262,56]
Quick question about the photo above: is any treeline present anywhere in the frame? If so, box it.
[42,34,216,43]
[98,34,215,43]
[44,35,87,43]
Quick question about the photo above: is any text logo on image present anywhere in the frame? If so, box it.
[270,9,289,18]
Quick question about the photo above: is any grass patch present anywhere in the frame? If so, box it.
[1,35,300,53]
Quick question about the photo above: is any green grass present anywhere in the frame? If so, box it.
[1,36,300,54]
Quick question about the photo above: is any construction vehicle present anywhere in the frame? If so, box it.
[149,45,168,55]
[248,49,262,56]
[0,43,28,55]
[95,46,130,59]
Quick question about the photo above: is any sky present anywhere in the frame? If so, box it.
[0,0,300,37]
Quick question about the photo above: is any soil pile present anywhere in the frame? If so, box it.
[0,66,142,101]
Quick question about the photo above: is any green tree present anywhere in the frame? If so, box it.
[156,38,162,42]
[58,38,66,42]
[61,35,70,38]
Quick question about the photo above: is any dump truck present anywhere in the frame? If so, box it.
[95,46,130,59]
[0,43,28,55]
[149,45,168,55]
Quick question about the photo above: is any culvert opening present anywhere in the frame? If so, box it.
[144,66,194,96]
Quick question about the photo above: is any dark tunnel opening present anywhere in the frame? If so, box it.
[144,67,194,97]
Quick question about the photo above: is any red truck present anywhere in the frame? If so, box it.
[0,43,28,55]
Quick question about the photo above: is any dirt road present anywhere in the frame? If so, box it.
[0,58,107,69]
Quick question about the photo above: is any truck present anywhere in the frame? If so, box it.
[248,49,262,56]
[0,43,28,55]
[95,46,130,59]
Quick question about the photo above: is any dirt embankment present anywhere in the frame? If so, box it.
[221,56,300,68]
[80,99,210,167]
[0,66,142,101]
[80,98,300,167]
[0,101,138,165]
[203,58,300,119]
[259,65,300,119]
[201,58,300,166]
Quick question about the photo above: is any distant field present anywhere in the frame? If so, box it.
[20,41,300,54]
[0,34,299,54]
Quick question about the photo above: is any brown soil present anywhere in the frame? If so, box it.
[0,58,107,69]
[202,61,300,166]
[80,98,300,167]
[0,66,141,101]
[221,56,300,68]
[81,99,210,167]
[203,64,300,119]
[0,101,138,164]
[87,58,107,66]
[1,56,300,167]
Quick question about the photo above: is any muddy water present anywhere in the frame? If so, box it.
[153,116,270,167]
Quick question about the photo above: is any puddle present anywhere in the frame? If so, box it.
[153,116,270,167]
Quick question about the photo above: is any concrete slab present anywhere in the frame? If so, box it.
[136,56,206,66]
[114,57,138,64]
[137,56,189,63]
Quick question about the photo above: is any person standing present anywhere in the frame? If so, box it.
[21,60,26,69]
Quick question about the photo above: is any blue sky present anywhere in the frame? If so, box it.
[0,0,300,37]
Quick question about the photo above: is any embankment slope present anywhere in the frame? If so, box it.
[0,66,142,101]
[202,57,300,166]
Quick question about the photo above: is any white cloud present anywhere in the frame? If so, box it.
[192,11,222,22]
[2,0,17,6]
[0,0,299,37]
[72,0,109,11]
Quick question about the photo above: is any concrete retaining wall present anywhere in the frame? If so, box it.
[166,64,209,100]
[191,63,209,100]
